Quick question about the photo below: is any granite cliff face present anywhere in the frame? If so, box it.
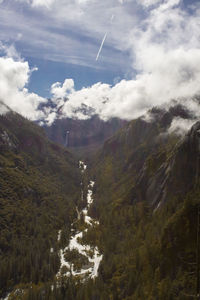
[43,115,127,155]
[135,121,200,209]
[92,104,199,209]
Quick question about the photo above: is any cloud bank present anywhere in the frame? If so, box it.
[43,0,200,127]
[0,45,46,120]
[51,79,75,100]
[1,0,200,135]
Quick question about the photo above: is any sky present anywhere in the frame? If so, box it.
[1,0,200,131]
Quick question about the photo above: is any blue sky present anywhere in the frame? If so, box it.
[1,0,200,131]
[0,0,137,96]
[27,57,130,98]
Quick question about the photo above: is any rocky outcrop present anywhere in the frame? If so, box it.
[0,130,17,149]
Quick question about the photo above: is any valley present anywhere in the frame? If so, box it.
[1,105,200,299]
[1,0,200,298]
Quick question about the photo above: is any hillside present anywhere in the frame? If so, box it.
[83,105,200,299]
[0,109,81,299]
[2,102,200,299]
[22,102,200,299]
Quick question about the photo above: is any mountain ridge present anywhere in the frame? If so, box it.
[83,104,200,298]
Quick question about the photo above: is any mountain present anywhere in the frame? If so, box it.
[43,114,127,157]
[0,110,80,299]
[1,100,200,299]
[82,104,200,299]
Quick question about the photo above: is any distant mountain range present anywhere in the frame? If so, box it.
[43,113,127,157]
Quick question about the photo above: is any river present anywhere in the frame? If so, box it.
[57,161,103,280]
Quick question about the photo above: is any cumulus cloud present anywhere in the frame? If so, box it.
[51,79,75,100]
[41,0,200,126]
[0,45,46,119]
[1,0,200,132]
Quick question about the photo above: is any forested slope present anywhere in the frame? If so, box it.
[0,110,80,298]
[86,106,200,299]
[2,103,200,299]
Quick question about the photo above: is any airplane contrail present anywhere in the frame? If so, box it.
[95,31,108,61]
[95,14,115,61]
[95,2,124,61]
[110,14,115,23]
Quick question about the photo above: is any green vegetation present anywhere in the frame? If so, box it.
[0,112,80,298]
[1,109,200,299]
[81,118,199,299]
[64,249,91,272]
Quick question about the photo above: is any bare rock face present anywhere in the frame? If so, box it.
[44,115,127,152]
[0,130,17,149]
[92,100,200,212]
[135,121,200,209]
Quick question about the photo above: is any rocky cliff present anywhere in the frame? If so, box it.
[44,115,127,156]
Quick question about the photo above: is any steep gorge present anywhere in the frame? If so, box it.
[1,104,200,299]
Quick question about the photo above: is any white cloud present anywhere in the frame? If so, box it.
[138,0,180,10]
[48,49,200,121]
[168,117,196,136]
[0,45,46,120]
[0,0,137,69]
[42,0,200,124]
[51,79,75,100]
[1,0,200,130]
[31,0,55,8]
[158,0,180,11]
[45,111,57,125]
[138,0,161,8]
[0,42,21,60]
[30,0,99,8]
[48,47,200,121]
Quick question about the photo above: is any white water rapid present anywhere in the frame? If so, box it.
[57,161,103,280]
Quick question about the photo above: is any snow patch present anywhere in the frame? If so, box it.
[79,161,87,172]
[2,293,11,300]
[57,163,103,280]
[57,230,62,241]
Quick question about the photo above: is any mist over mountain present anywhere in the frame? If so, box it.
[87,103,200,298]
[38,93,200,158]
[1,0,200,125]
